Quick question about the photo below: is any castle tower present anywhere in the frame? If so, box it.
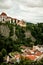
[0,12,7,23]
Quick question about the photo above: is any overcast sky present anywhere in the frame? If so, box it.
[0,0,43,23]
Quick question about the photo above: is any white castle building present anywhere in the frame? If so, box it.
[0,12,26,27]
[0,12,15,23]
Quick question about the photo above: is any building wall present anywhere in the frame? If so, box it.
[6,18,11,23]
[0,15,7,23]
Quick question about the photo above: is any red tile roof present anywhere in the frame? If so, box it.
[25,55,36,60]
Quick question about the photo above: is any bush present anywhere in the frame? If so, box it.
[1,48,7,57]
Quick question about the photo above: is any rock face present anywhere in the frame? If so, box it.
[0,24,17,40]
[0,12,26,39]
[0,12,35,41]
[25,30,36,42]
[0,23,36,42]
[0,25,10,37]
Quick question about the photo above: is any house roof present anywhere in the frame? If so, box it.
[20,46,27,49]
[35,51,42,56]
[7,17,11,19]
[25,55,36,60]
[15,54,20,59]
[1,12,7,16]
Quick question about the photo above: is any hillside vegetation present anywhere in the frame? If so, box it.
[0,22,43,65]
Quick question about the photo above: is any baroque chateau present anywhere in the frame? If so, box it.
[0,12,26,27]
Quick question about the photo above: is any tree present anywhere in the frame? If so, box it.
[0,52,3,62]
[1,48,7,57]
[15,25,25,42]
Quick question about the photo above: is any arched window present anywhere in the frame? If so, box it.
[3,19,4,21]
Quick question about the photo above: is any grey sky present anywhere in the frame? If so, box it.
[0,0,43,23]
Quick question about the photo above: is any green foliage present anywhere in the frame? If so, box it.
[15,25,25,40]
[26,23,43,45]
[1,48,7,57]
[5,22,14,37]
[0,22,43,64]
[8,24,14,36]
[0,52,3,62]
